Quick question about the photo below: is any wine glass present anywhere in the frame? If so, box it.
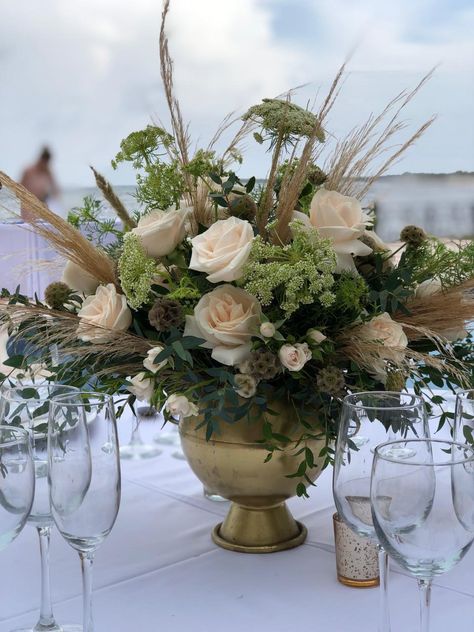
[0,382,81,632]
[119,405,162,460]
[454,389,474,444]
[333,391,429,632]
[0,425,35,550]
[371,439,474,632]
[48,392,121,632]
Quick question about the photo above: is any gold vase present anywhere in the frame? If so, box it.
[179,400,325,553]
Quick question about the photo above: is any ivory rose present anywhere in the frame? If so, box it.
[279,343,312,372]
[184,284,261,366]
[126,372,155,402]
[307,329,327,344]
[359,313,408,349]
[62,260,100,295]
[77,283,132,343]
[143,346,168,373]
[131,207,187,258]
[415,277,442,299]
[293,188,372,272]
[189,217,254,283]
[165,394,199,418]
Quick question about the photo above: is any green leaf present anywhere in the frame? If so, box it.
[245,176,256,193]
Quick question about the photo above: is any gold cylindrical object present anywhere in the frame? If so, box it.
[179,401,325,553]
[333,513,379,587]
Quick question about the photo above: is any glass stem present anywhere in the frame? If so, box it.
[79,551,95,632]
[377,544,391,632]
[36,525,57,630]
[129,415,143,447]
[418,579,432,632]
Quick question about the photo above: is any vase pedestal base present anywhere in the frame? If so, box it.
[211,501,307,553]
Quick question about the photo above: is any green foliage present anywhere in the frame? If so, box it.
[67,197,122,248]
[135,161,185,211]
[399,238,474,287]
[243,223,337,316]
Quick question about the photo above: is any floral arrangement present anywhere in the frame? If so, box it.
[0,1,472,495]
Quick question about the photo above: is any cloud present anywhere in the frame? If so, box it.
[0,0,472,186]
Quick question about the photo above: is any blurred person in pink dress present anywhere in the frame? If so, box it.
[20,146,60,220]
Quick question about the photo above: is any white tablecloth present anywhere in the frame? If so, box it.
[0,414,472,631]
[0,223,62,298]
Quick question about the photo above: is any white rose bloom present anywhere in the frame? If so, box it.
[189,217,254,283]
[260,322,276,338]
[131,207,187,258]
[143,346,168,373]
[62,260,100,296]
[165,394,199,418]
[359,313,408,349]
[415,278,443,299]
[77,283,132,343]
[184,285,261,366]
[234,374,257,398]
[126,372,155,403]
[307,329,327,344]
[279,343,312,372]
[293,188,372,273]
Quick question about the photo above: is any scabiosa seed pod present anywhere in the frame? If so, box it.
[316,366,345,396]
[239,349,281,381]
[228,194,257,222]
[44,282,72,309]
[148,298,184,332]
[400,225,426,247]
[307,165,327,186]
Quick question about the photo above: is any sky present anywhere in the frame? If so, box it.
[0,0,473,187]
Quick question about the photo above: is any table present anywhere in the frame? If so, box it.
[0,412,472,631]
[0,222,62,298]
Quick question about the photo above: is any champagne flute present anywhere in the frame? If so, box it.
[454,389,474,444]
[333,391,429,632]
[0,425,35,550]
[0,382,81,632]
[48,392,121,632]
[371,439,474,632]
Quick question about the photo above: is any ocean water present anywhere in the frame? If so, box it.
[1,174,473,241]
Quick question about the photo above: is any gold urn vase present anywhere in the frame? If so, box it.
[179,401,325,553]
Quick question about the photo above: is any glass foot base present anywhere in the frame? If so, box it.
[120,443,162,460]
[153,432,180,446]
[172,449,186,460]
[12,626,83,632]
[203,487,229,503]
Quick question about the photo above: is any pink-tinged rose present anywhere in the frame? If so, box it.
[62,260,100,296]
[359,313,408,349]
[143,346,168,373]
[260,322,276,338]
[189,217,254,283]
[293,188,372,272]
[165,394,199,418]
[126,372,154,402]
[184,284,261,366]
[77,283,132,343]
[131,208,187,258]
[279,343,312,372]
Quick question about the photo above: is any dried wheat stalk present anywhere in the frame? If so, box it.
[90,167,136,229]
[0,171,117,287]
[393,280,474,339]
